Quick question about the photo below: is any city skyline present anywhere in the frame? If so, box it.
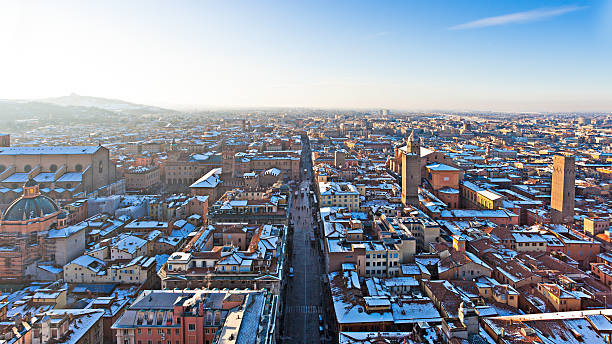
[1,0,611,112]
[1,2,612,344]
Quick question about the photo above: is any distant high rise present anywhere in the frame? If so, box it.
[551,155,575,224]
[401,131,421,206]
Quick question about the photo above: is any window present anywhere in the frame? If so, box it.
[24,164,32,172]
[50,164,58,172]
[75,164,83,172]
[188,324,196,331]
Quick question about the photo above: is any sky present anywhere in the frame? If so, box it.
[0,0,611,112]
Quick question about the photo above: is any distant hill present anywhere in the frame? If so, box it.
[0,100,115,121]
[40,93,174,115]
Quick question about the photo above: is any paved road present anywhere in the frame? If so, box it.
[281,136,328,344]
[282,181,323,344]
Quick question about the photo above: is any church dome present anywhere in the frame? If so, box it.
[2,194,60,221]
[1,178,60,222]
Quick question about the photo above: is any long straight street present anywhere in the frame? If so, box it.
[283,181,323,343]
[281,136,328,344]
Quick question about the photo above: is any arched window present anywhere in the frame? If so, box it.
[50,164,58,172]
[75,164,83,172]
[98,160,103,173]
[24,164,32,172]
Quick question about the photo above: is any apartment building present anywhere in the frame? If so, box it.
[460,180,504,210]
[112,290,275,344]
[63,255,157,286]
[125,165,161,191]
[318,182,360,211]
[159,224,286,294]
[207,188,290,225]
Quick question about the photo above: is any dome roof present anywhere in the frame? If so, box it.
[2,194,60,221]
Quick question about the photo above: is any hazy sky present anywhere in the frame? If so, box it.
[1,0,611,112]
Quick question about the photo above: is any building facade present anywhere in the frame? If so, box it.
[0,145,118,207]
[112,290,274,344]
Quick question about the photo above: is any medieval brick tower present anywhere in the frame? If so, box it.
[551,154,575,224]
[402,131,421,206]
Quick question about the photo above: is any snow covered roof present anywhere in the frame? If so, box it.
[69,255,106,272]
[47,222,87,238]
[114,235,147,254]
[190,167,222,188]
[426,163,459,172]
[0,146,102,155]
